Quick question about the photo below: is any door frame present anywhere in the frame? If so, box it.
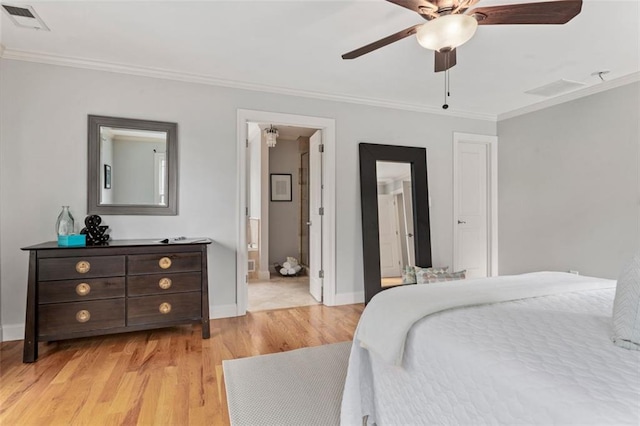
[453,132,499,277]
[236,109,337,315]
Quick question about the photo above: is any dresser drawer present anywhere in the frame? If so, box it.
[38,256,125,281]
[128,252,201,275]
[39,277,125,304]
[127,292,201,326]
[127,272,201,296]
[38,299,125,337]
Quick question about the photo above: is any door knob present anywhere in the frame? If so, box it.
[458,220,466,224]
[407,233,413,237]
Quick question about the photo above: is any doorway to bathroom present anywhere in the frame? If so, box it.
[245,124,320,311]
[237,109,337,315]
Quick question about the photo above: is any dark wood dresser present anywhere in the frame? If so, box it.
[21,239,211,362]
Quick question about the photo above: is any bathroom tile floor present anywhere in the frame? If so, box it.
[248,275,320,312]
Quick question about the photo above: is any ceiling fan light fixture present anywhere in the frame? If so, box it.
[416,14,478,51]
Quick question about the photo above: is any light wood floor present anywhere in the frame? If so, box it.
[0,304,363,425]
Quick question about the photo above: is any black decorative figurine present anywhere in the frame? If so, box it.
[81,215,110,245]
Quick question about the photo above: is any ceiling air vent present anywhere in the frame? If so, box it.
[1,3,50,31]
[525,79,585,97]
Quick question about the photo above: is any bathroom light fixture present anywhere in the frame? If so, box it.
[416,14,478,52]
[264,125,278,148]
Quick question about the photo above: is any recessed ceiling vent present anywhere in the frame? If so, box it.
[1,3,50,31]
[525,79,585,97]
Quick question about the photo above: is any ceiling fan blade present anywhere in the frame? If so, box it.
[342,24,422,60]
[470,0,582,25]
[386,0,438,18]
[435,48,457,72]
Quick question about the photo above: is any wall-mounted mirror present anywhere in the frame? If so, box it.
[359,143,432,304]
[88,115,178,215]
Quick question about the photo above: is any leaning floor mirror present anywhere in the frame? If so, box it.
[359,143,432,304]
[87,115,178,215]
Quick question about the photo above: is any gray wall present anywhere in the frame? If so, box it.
[0,58,3,341]
[0,59,495,338]
[269,139,300,267]
[498,82,640,279]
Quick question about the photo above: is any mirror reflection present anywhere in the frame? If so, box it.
[376,161,414,287]
[88,115,177,216]
[99,126,168,206]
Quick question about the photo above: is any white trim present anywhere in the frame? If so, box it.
[237,110,337,316]
[1,48,495,122]
[453,132,499,277]
[2,49,638,123]
[498,72,640,121]
[210,304,238,319]
[1,323,24,342]
[333,292,364,306]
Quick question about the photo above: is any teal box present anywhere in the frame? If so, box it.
[58,234,86,247]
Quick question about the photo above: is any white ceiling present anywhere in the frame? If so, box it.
[257,124,318,141]
[1,1,638,120]
[376,161,411,182]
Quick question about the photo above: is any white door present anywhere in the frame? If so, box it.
[153,152,167,205]
[401,180,415,266]
[309,130,323,302]
[455,142,488,278]
[394,193,408,267]
[378,194,402,278]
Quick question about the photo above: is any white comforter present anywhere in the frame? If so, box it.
[341,272,640,425]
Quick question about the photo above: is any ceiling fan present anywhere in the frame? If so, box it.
[342,0,583,73]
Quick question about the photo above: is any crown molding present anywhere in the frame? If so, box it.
[498,72,640,121]
[1,48,497,122]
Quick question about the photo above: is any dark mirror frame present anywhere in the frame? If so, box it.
[87,115,178,215]
[359,143,432,304]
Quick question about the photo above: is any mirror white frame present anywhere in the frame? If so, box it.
[87,115,178,215]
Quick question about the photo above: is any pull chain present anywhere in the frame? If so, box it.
[442,52,450,110]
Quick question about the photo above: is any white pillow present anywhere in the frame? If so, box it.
[612,253,640,350]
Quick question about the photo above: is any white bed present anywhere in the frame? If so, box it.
[341,272,640,425]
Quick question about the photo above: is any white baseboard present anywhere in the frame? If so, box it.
[2,323,24,342]
[210,304,239,319]
[332,291,364,306]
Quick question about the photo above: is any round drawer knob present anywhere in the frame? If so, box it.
[76,282,91,296]
[76,310,91,323]
[75,260,91,274]
[159,257,172,269]
[158,277,172,290]
[159,302,172,314]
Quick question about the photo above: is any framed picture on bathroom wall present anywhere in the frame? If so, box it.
[270,173,292,202]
